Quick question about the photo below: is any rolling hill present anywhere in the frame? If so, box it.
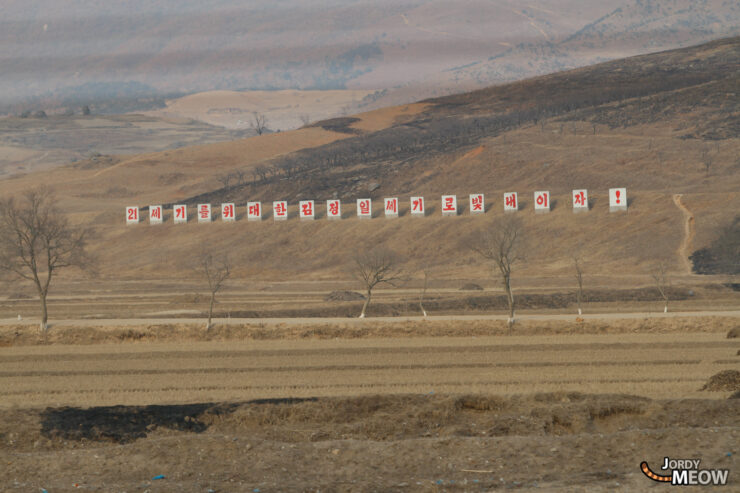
[2,0,739,119]
[0,37,738,287]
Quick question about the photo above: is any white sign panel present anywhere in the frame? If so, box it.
[357,198,372,219]
[149,205,162,225]
[384,197,399,218]
[572,190,588,212]
[300,200,314,220]
[198,204,211,223]
[173,204,187,224]
[609,188,627,212]
[469,194,485,214]
[247,202,262,221]
[126,206,139,225]
[441,195,457,216]
[534,191,550,213]
[327,199,341,219]
[273,201,288,221]
[410,197,425,217]
[504,192,518,212]
[221,203,236,222]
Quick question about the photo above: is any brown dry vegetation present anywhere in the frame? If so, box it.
[0,39,738,285]
[1,39,739,492]
[1,328,738,409]
[2,316,739,347]
[1,328,738,491]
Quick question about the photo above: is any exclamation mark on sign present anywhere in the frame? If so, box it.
[615,190,621,204]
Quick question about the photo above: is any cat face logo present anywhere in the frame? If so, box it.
[641,458,729,486]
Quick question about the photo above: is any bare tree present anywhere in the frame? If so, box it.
[418,267,430,317]
[253,165,269,183]
[251,112,269,136]
[701,146,713,176]
[469,216,524,328]
[573,255,585,315]
[651,262,670,313]
[0,189,92,331]
[299,114,311,127]
[197,250,231,330]
[218,173,234,189]
[234,169,247,186]
[353,248,405,318]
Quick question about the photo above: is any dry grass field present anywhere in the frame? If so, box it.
[1,40,738,284]
[0,319,738,491]
[2,327,738,409]
[145,89,378,130]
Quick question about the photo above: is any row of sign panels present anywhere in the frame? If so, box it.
[126,189,628,224]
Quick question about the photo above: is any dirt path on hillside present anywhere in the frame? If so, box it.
[673,194,695,274]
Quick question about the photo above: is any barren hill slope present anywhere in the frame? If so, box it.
[1,38,738,285]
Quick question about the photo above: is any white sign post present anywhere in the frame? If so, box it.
[326,199,342,220]
[299,200,315,220]
[441,195,457,216]
[149,205,162,225]
[572,190,588,213]
[534,191,550,213]
[247,202,262,221]
[469,194,485,214]
[384,198,399,218]
[173,205,188,224]
[198,204,211,223]
[410,197,425,217]
[273,201,288,221]
[126,206,139,225]
[221,203,236,222]
[504,192,518,212]
[357,198,372,219]
[609,188,627,212]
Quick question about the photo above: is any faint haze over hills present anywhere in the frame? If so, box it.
[2,0,739,114]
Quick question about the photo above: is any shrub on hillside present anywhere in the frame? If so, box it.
[690,216,740,275]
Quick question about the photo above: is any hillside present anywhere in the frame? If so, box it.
[3,0,739,119]
[0,37,738,286]
[0,113,249,176]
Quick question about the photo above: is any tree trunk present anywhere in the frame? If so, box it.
[505,276,515,329]
[39,292,48,332]
[359,289,371,318]
[664,302,668,313]
[207,292,215,330]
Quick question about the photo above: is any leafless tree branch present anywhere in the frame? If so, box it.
[0,188,93,331]
[468,216,525,328]
[196,249,231,330]
[353,248,405,318]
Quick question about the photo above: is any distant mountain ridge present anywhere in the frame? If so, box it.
[2,0,739,115]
